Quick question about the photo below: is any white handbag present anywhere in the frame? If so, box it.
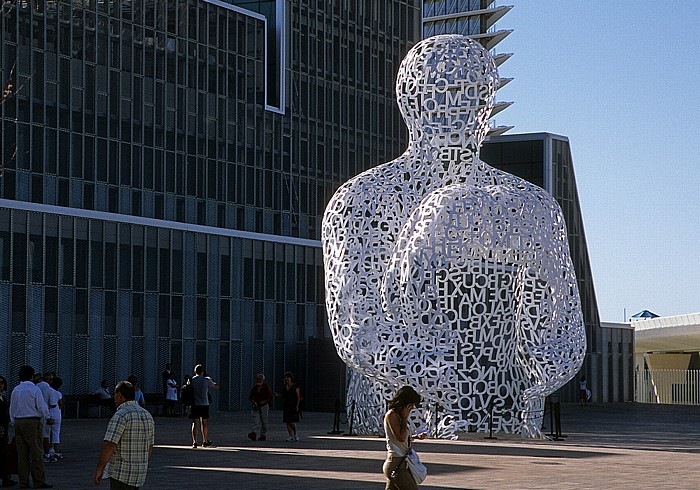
[406,447,427,484]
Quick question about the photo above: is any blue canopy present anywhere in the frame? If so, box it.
[631,309,660,319]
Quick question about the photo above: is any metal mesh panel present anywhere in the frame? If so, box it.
[0,283,11,375]
[295,340,307,388]
[103,337,117,386]
[117,292,132,382]
[218,342,230,411]
[72,336,89,394]
[27,286,43,368]
[182,339,196,379]
[230,341,242,410]
[9,334,27,390]
[252,341,265,376]
[170,340,182,380]
[195,342,206,367]
[158,339,170,381]
[89,291,105,391]
[131,336,145,381]
[59,288,74,336]
[273,341,286,411]
[42,335,59,375]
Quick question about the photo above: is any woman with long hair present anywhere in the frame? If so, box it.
[383,386,422,489]
[276,372,301,442]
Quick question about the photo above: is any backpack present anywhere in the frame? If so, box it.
[181,382,194,406]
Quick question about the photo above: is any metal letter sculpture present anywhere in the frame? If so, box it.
[322,35,586,438]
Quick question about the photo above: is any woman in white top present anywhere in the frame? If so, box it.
[48,377,64,461]
[383,386,422,490]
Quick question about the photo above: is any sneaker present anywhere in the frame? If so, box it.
[258,435,266,441]
[50,455,59,463]
[285,436,295,442]
[202,440,213,447]
[43,454,52,463]
[54,453,63,460]
[192,443,198,448]
[247,432,257,441]
[294,435,299,441]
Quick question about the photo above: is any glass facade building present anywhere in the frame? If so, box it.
[0,0,422,410]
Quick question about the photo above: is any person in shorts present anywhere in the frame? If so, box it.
[189,365,219,448]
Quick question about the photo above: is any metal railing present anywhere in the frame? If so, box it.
[636,369,700,405]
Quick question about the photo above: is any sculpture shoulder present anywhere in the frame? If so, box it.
[324,158,411,215]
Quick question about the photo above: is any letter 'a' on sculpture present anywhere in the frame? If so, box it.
[322,35,586,439]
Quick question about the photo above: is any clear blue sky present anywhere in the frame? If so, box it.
[494,1,700,321]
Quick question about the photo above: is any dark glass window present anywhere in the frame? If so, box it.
[220,298,230,341]
[104,241,117,290]
[131,293,143,337]
[197,252,207,295]
[132,245,144,292]
[13,231,26,284]
[196,297,207,339]
[158,295,170,337]
[44,287,58,334]
[29,234,43,283]
[159,248,170,293]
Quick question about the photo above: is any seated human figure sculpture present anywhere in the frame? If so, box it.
[322,35,586,438]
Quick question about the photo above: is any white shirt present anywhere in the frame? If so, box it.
[9,381,50,424]
[49,389,62,420]
[166,379,178,401]
[37,380,53,403]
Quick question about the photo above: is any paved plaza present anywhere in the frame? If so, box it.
[26,403,700,489]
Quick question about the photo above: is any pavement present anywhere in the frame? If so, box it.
[17,402,700,489]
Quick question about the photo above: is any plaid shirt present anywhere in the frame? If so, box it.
[104,400,155,487]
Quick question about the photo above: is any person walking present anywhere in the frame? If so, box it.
[247,374,273,441]
[276,372,301,442]
[0,375,18,487]
[47,377,63,462]
[579,377,588,406]
[189,365,219,448]
[165,374,178,417]
[9,365,53,489]
[35,372,53,464]
[383,386,422,490]
[93,381,155,489]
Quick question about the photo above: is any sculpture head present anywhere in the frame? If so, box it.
[396,35,499,146]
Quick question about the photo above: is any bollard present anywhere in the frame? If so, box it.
[328,398,344,434]
[344,399,356,437]
[484,401,497,440]
[434,401,439,438]
[553,401,564,440]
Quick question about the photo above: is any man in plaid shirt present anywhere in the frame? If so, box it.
[93,381,155,489]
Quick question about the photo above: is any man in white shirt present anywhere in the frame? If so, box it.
[10,365,54,489]
[35,372,54,462]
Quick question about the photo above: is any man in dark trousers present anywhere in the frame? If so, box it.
[9,365,53,489]
[190,365,219,448]
[247,374,273,441]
